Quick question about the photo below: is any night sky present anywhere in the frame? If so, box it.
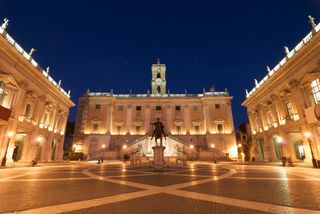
[1,1,319,128]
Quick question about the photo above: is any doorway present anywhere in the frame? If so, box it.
[12,133,26,161]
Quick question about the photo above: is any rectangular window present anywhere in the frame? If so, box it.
[95,104,101,110]
[0,81,5,99]
[175,106,181,111]
[194,125,200,134]
[176,125,181,134]
[311,79,320,104]
[286,102,294,117]
[116,125,121,134]
[117,106,124,111]
[268,111,273,123]
[93,124,99,132]
[136,126,141,134]
[136,106,141,111]
[156,106,161,111]
[43,112,48,124]
[215,104,221,109]
[25,104,31,118]
[192,106,198,111]
[217,124,224,133]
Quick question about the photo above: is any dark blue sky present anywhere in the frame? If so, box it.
[1,0,319,127]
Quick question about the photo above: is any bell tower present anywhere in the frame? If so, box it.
[151,58,166,95]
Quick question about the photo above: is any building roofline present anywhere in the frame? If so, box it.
[244,17,320,103]
[0,19,73,103]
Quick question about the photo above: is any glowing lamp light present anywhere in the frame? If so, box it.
[210,144,215,148]
[101,144,106,149]
[305,132,311,138]
[229,145,238,158]
[7,131,15,137]
[189,144,194,149]
[73,144,82,153]
[36,136,44,143]
[123,145,127,150]
[278,137,283,144]
[238,144,242,148]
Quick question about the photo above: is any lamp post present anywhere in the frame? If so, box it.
[101,144,105,163]
[210,144,216,164]
[305,132,318,168]
[189,144,194,162]
[1,131,15,167]
[123,144,127,163]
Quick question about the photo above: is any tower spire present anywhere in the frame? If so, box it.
[157,57,160,64]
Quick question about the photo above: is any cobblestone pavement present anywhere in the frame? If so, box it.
[0,162,320,214]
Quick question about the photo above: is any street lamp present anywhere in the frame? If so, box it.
[210,144,216,164]
[1,131,15,167]
[304,132,318,167]
[123,145,127,163]
[101,144,106,163]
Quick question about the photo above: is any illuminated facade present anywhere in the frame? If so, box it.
[73,61,237,160]
[0,19,75,165]
[242,17,320,163]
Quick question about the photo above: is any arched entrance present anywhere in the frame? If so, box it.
[12,133,26,161]
[51,138,58,160]
[12,141,23,161]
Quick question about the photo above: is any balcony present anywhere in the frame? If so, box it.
[18,115,37,126]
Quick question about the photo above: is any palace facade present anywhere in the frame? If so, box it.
[73,61,237,160]
[0,19,74,165]
[242,17,320,164]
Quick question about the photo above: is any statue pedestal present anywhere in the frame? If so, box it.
[152,146,166,169]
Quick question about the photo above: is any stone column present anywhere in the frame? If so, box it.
[301,82,313,108]
[203,103,210,133]
[105,104,112,134]
[289,80,305,118]
[5,83,28,164]
[35,95,46,125]
[145,105,151,135]
[49,105,57,131]
[126,105,132,134]
[12,83,27,119]
[226,101,235,132]
[257,105,266,130]
[184,105,190,134]
[166,105,172,135]
[277,95,287,122]
[109,103,114,134]
[21,127,40,162]
[247,111,255,133]
[270,94,280,125]
[46,132,55,161]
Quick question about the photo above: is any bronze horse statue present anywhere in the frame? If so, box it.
[150,118,166,146]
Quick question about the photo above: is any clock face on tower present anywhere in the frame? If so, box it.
[155,78,162,86]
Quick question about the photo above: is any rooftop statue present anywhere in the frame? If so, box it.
[309,15,316,28]
[1,18,9,30]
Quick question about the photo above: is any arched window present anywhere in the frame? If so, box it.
[0,81,6,99]
[25,104,31,118]
[157,73,161,78]
[157,86,161,93]
[311,79,320,104]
